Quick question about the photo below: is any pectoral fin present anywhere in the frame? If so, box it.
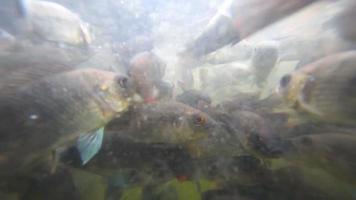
[76,127,104,165]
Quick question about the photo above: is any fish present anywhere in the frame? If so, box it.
[251,43,279,87]
[27,0,92,46]
[176,89,212,111]
[277,51,356,125]
[0,61,73,96]
[182,0,316,58]
[287,132,356,185]
[333,1,356,42]
[105,101,218,144]
[20,167,82,200]
[128,51,166,103]
[0,67,135,176]
[228,110,288,158]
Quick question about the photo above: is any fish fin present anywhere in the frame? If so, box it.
[297,93,324,117]
[76,127,104,165]
[50,147,67,174]
[300,103,323,117]
[50,150,59,174]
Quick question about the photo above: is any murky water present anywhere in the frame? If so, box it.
[0,0,356,199]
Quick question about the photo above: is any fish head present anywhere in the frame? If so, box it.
[179,108,219,141]
[137,102,217,144]
[85,69,137,115]
[128,52,165,102]
[277,71,311,110]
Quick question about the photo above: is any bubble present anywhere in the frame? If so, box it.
[29,114,38,120]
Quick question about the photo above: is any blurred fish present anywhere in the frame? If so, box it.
[128,51,166,103]
[106,101,218,144]
[21,168,81,200]
[183,0,316,58]
[333,1,356,43]
[155,80,174,101]
[69,102,241,170]
[1,0,92,46]
[287,132,356,185]
[176,89,212,111]
[229,110,287,158]
[251,43,279,87]
[27,0,92,46]
[0,0,94,67]
[194,62,253,97]
[77,138,191,173]
[0,68,134,176]
[218,92,284,115]
[204,42,253,65]
[277,51,356,125]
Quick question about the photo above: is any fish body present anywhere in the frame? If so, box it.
[288,132,356,184]
[27,0,92,46]
[278,51,356,125]
[183,0,316,58]
[106,101,217,144]
[252,43,279,87]
[176,89,212,111]
[334,1,356,42]
[0,68,133,176]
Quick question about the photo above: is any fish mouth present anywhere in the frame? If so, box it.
[93,89,130,118]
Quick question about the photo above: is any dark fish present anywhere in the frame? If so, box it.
[106,101,217,144]
[176,89,212,111]
[21,168,81,200]
[0,68,134,176]
[287,132,356,185]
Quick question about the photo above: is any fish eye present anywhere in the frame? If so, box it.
[116,76,128,89]
[279,74,291,88]
[193,114,206,126]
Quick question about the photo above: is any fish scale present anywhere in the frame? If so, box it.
[312,64,356,118]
